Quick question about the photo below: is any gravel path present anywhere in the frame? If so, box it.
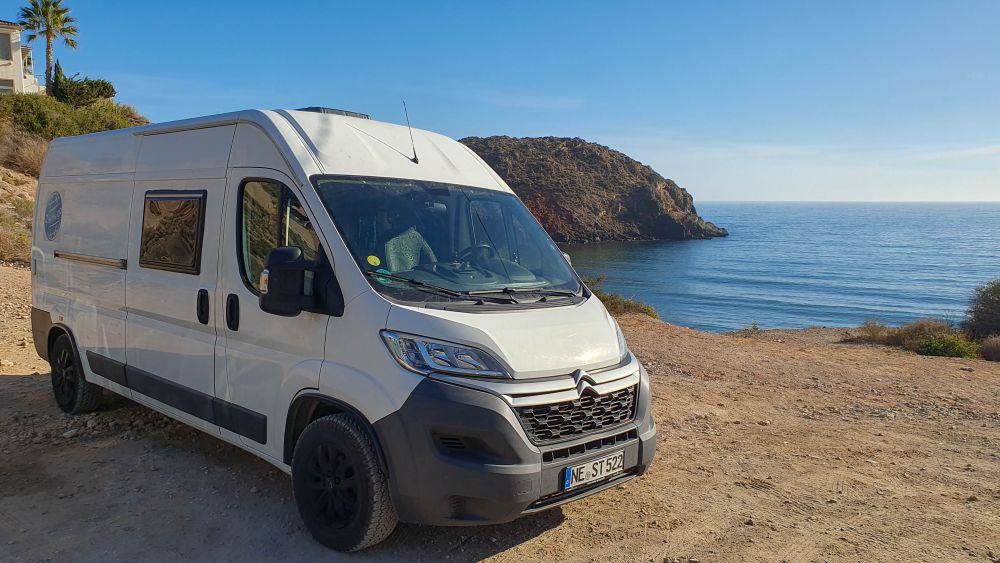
[1,265,999,562]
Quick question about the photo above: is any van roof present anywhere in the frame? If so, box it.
[44,109,509,192]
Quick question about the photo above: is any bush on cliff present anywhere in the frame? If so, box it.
[52,61,117,108]
[850,318,980,358]
[963,279,1000,340]
[980,336,1000,362]
[583,275,659,319]
[0,93,146,141]
[915,334,980,359]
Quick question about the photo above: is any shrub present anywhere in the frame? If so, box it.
[855,320,894,344]
[0,93,147,140]
[52,62,117,108]
[891,318,955,351]
[733,323,762,338]
[0,228,30,263]
[583,275,659,319]
[0,126,48,177]
[851,318,954,351]
[980,336,1000,362]
[848,318,982,358]
[914,335,980,359]
[12,197,34,220]
[963,279,1000,340]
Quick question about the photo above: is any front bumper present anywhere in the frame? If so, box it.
[372,364,657,525]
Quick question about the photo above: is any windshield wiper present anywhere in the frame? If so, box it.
[363,271,515,303]
[466,286,579,298]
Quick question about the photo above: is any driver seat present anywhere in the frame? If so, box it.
[384,227,437,271]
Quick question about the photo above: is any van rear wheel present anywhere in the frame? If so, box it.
[49,334,102,414]
[291,414,397,551]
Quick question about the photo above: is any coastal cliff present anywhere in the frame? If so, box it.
[460,136,727,243]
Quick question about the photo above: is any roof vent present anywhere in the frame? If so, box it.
[296,107,370,119]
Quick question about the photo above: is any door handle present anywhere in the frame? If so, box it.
[196,289,209,325]
[226,293,239,331]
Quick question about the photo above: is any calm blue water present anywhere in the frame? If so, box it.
[563,203,1000,333]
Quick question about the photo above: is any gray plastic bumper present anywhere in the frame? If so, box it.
[372,364,657,526]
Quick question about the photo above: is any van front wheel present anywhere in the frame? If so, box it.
[291,414,398,551]
[49,334,102,414]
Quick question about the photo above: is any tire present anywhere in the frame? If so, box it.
[292,414,398,552]
[49,334,102,414]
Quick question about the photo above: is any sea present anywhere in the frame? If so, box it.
[562,203,1000,333]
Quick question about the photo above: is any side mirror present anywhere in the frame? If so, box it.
[259,247,316,317]
[561,251,572,265]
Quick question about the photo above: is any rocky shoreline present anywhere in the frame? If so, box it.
[461,136,727,244]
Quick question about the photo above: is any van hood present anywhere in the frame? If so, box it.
[384,296,622,379]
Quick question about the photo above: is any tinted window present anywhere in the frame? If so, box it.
[240,181,281,291]
[139,191,207,274]
[239,180,321,292]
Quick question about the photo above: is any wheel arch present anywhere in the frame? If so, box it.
[284,392,389,474]
[47,324,74,360]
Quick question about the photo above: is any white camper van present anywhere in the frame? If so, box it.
[30,108,656,551]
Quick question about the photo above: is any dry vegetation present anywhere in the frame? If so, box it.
[0,167,37,264]
[583,275,659,319]
[0,122,47,178]
[982,336,1000,362]
[848,318,982,359]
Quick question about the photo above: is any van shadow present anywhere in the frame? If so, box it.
[6,381,566,561]
[369,509,566,561]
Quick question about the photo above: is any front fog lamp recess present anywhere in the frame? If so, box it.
[380,331,510,378]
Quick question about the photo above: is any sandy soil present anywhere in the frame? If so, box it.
[1,264,998,562]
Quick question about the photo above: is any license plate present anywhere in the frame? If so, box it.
[563,450,626,490]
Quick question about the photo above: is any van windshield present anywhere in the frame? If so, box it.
[314,176,582,304]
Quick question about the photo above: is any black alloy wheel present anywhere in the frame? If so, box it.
[307,443,360,529]
[292,414,397,551]
[49,334,102,414]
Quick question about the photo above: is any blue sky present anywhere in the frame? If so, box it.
[12,1,1000,201]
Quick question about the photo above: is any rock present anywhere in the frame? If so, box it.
[61,429,80,439]
[250,486,259,494]
[960,367,974,372]
[459,136,727,243]
[745,517,755,526]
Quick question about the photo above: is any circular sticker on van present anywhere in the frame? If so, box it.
[44,191,62,241]
[367,255,381,267]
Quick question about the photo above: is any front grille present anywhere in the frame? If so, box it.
[515,385,638,444]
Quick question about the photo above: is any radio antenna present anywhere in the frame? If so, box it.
[403,101,419,164]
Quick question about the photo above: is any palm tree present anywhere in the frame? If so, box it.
[17,0,78,95]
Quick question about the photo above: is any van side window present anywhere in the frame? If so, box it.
[239,179,321,292]
[138,190,207,275]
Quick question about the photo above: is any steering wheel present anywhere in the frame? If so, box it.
[456,244,499,263]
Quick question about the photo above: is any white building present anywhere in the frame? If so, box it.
[0,19,43,94]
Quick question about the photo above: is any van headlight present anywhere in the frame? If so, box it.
[614,319,629,362]
[380,331,510,378]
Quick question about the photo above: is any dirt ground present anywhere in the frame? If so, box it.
[1,264,998,563]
